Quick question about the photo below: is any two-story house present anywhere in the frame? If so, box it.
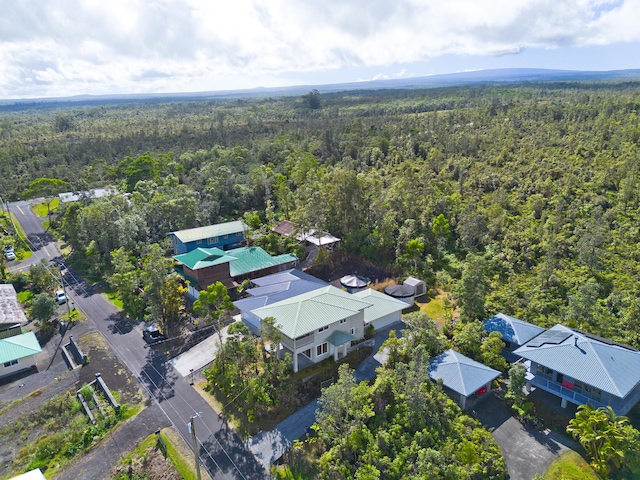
[169,220,247,255]
[251,286,373,372]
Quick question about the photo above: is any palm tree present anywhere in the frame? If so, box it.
[567,404,630,475]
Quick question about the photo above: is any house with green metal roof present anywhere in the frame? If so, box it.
[352,288,408,331]
[174,246,298,295]
[0,331,42,380]
[169,220,247,255]
[514,324,640,415]
[251,286,373,372]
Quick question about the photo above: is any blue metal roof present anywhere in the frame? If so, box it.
[513,324,640,398]
[234,270,328,315]
[429,349,501,397]
[484,313,545,346]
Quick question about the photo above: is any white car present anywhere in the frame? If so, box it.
[4,250,15,261]
[55,290,67,304]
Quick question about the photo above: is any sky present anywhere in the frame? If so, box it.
[1,0,639,99]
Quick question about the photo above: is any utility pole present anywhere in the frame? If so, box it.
[188,415,202,480]
[60,267,71,320]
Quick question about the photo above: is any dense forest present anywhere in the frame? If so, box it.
[3,81,640,350]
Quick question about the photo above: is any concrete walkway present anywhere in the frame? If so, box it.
[169,325,231,377]
[473,392,579,480]
[246,322,403,468]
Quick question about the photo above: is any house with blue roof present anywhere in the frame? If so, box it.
[484,313,545,361]
[169,220,247,255]
[429,349,501,409]
[514,324,640,415]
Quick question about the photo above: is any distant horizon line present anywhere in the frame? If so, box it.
[2,66,640,106]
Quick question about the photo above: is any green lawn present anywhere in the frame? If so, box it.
[543,451,601,480]
[104,290,124,310]
[32,198,60,217]
[421,296,446,319]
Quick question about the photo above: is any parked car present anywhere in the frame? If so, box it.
[55,290,67,304]
[3,245,14,254]
[4,250,15,261]
[142,325,165,344]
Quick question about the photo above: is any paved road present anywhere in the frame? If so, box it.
[8,202,269,480]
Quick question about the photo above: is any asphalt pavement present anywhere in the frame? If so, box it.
[8,201,269,480]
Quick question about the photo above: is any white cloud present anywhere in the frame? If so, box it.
[0,0,638,98]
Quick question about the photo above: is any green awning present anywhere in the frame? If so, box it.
[326,330,356,346]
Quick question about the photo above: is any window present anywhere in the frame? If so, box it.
[3,359,18,368]
[339,319,346,324]
[197,239,203,245]
[318,326,329,333]
[302,349,311,358]
[351,327,357,335]
[316,343,328,356]
[208,236,218,244]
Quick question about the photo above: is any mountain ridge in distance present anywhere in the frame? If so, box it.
[2,67,640,109]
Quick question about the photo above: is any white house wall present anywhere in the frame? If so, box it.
[368,311,402,331]
[241,311,262,335]
[0,354,36,379]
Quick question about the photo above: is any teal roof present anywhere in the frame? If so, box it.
[352,288,408,324]
[0,331,42,364]
[174,247,237,270]
[252,286,373,339]
[170,220,246,243]
[326,330,356,346]
[227,247,297,277]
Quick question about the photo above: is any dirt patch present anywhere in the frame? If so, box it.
[305,252,396,286]
[110,430,182,480]
[76,332,143,405]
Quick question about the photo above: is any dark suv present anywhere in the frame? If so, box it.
[142,325,165,344]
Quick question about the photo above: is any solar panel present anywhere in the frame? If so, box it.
[527,330,572,348]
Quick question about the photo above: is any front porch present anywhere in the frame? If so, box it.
[531,375,606,410]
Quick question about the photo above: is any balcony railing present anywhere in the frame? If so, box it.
[281,334,314,350]
[533,376,605,409]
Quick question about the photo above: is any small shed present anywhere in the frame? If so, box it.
[403,277,426,297]
[429,349,501,409]
[340,275,370,293]
[384,284,415,305]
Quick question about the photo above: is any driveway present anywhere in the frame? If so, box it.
[473,392,579,480]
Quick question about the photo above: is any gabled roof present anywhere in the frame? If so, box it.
[174,247,297,277]
[226,247,298,277]
[484,313,545,346]
[514,324,640,398]
[170,220,246,243]
[0,331,42,364]
[352,288,408,324]
[251,286,372,339]
[429,349,501,397]
[0,284,28,324]
[234,270,328,316]
[174,247,237,270]
[403,277,425,287]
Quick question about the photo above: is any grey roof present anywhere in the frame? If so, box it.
[429,349,501,397]
[403,277,425,287]
[340,275,370,288]
[0,284,28,324]
[352,288,408,324]
[234,270,329,316]
[384,284,414,298]
[250,269,326,287]
[484,313,545,346]
[251,286,372,339]
[513,324,640,398]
